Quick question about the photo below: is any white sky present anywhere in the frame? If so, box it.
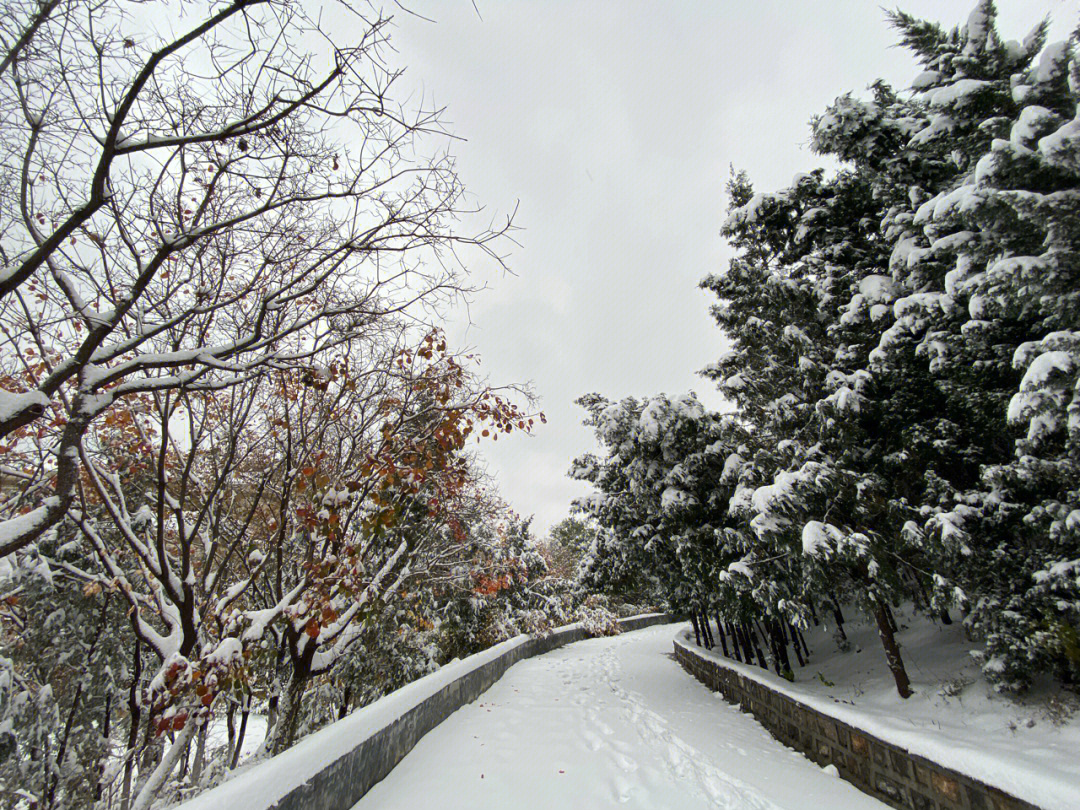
[383,0,1079,537]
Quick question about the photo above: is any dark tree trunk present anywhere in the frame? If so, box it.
[764,622,783,675]
[715,613,729,658]
[96,693,112,801]
[190,723,208,785]
[795,625,811,659]
[339,685,352,720]
[231,696,249,770]
[178,736,191,779]
[701,613,715,648]
[775,623,793,673]
[909,571,931,611]
[121,643,143,810]
[786,623,805,667]
[726,623,743,662]
[690,613,702,647]
[225,703,236,763]
[731,623,746,662]
[755,619,778,674]
[938,609,953,625]
[271,674,308,754]
[742,623,767,669]
[884,604,899,634]
[874,602,912,698]
[829,597,848,642]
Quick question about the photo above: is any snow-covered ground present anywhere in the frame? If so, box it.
[354,622,884,809]
[204,713,267,765]
[682,609,1080,810]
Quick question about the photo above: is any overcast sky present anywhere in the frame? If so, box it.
[383,0,1079,537]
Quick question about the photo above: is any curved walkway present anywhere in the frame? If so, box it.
[354,622,884,809]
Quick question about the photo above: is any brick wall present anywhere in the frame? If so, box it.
[673,637,1040,810]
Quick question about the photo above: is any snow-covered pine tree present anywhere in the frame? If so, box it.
[868,2,1080,689]
[708,157,941,695]
[570,393,756,648]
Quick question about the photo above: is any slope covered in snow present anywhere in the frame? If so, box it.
[683,609,1080,810]
[355,622,883,809]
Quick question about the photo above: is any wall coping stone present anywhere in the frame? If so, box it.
[175,613,673,810]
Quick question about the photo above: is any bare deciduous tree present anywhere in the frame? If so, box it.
[0,0,510,556]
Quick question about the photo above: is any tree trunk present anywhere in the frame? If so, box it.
[830,597,848,642]
[714,613,729,658]
[756,619,779,674]
[874,602,912,698]
[131,722,196,810]
[724,622,739,662]
[690,613,702,647]
[231,696,250,770]
[796,627,811,659]
[740,623,766,669]
[190,722,208,785]
[938,609,953,625]
[735,623,750,665]
[746,622,768,669]
[270,674,308,755]
[731,623,747,663]
[178,736,191,779]
[780,621,799,665]
[266,693,279,745]
[225,702,237,764]
[339,685,352,720]
[121,647,141,810]
[96,693,112,801]
[884,604,899,634]
[701,613,715,648]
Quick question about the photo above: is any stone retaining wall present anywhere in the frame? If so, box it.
[179,613,672,810]
[673,636,1039,810]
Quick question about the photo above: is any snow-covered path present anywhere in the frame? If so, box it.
[354,622,884,809]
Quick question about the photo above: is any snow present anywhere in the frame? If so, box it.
[927,80,989,109]
[0,499,57,549]
[1038,116,1080,172]
[1035,41,1070,84]
[856,275,899,303]
[801,520,840,557]
[720,452,744,484]
[1016,351,1077,390]
[1011,106,1059,147]
[909,114,955,145]
[178,631,541,810]
[726,559,754,580]
[962,2,990,56]
[660,486,694,511]
[205,637,243,666]
[354,623,883,810]
[637,398,665,441]
[911,70,940,90]
[677,610,1080,810]
[0,389,48,423]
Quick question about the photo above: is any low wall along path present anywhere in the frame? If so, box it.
[673,635,1040,810]
[178,613,672,810]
